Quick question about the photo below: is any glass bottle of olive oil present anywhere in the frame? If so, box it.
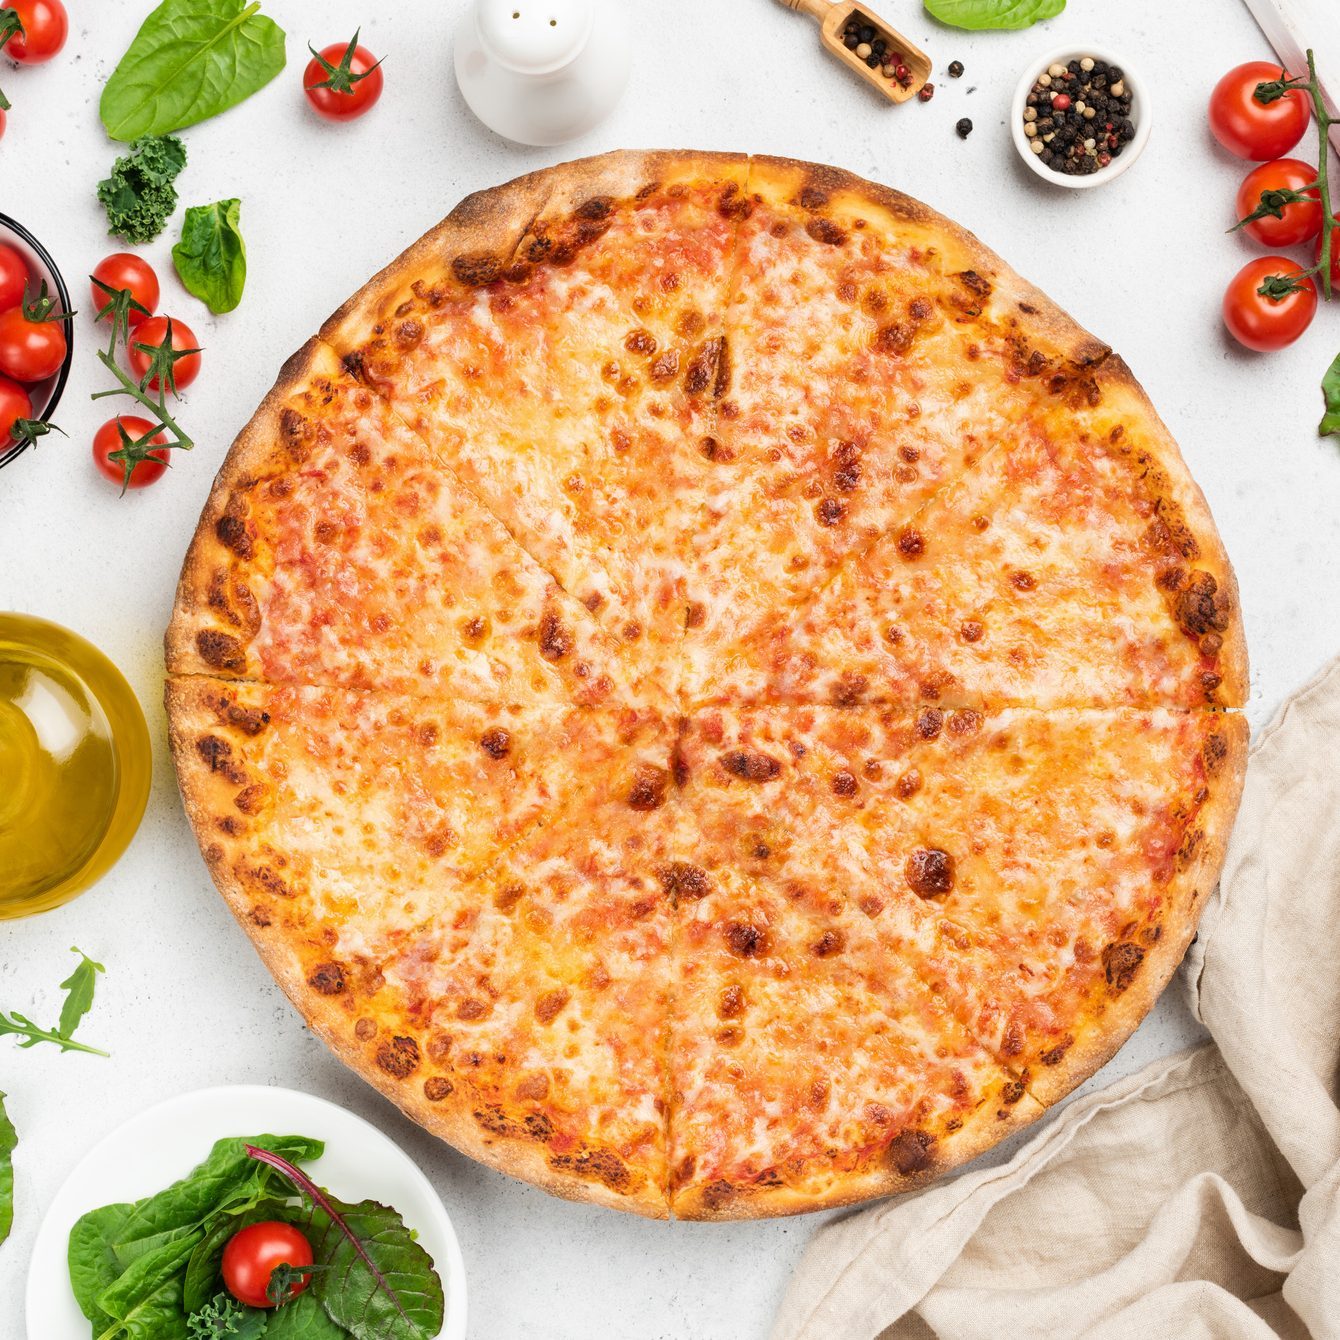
[0,613,151,918]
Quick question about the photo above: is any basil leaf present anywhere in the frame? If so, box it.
[0,1093,15,1246]
[173,199,247,314]
[298,1196,445,1340]
[101,0,287,142]
[1322,353,1340,438]
[57,947,106,1040]
[924,0,1065,30]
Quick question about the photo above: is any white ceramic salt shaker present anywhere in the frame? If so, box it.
[454,0,632,147]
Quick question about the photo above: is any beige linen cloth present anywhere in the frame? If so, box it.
[773,658,1340,1340]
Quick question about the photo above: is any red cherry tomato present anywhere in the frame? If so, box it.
[91,254,159,329]
[0,298,67,383]
[1222,256,1317,352]
[2,0,68,63]
[128,315,201,392]
[1209,62,1310,160]
[303,37,384,121]
[1235,157,1322,247]
[0,244,27,311]
[0,374,31,445]
[1314,215,1340,291]
[92,415,170,489]
[222,1221,315,1310]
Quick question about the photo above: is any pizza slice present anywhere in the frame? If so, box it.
[696,363,1247,709]
[166,340,659,709]
[309,713,682,1218]
[663,791,1042,1219]
[169,677,680,1214]
[682,704,1246,1108]
[680,157,1102,704]
[320,153,750,691]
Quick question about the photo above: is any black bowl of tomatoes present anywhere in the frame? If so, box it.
[0,212,74,469]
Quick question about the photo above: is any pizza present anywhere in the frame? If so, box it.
[166,151,1248,1220]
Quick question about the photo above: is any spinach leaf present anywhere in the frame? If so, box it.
[94,1231,201,1330]
[101,0,287,142]
[69,1136,323,1332]
[173,199,247,313]
[188,1292,269,1339]
[924,0,1064,29]
[264,1290,345,1339]
[0,1093,15,1246]
[58,948,106,1040]
[97,135,187,246]
[1322,353,1340,438]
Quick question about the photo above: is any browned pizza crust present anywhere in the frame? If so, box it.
[1021,711,1250,1110]
[167,150,1249,1221]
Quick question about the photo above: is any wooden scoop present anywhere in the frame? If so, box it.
[777,0,931,104]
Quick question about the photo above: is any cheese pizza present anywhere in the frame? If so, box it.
[167,151,1247,1220]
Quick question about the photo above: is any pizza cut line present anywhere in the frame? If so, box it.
[166,151,1248,1220]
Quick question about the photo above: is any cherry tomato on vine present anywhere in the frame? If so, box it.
[0,244,27,312]
[1234,158,1322,247]
[1,0,68,63]
[222,1221,315,1309]
[91,254,159,329]
[0,290,67,383]
[92,415,170,490]
[1222,256,1317,352]
[0,374,31,444]
[128,314,201,392]
[1209,62,1311,160]
[303,32,384,122]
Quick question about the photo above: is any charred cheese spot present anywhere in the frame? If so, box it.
[721,750,781,782]
[627,764,670,811]
[196,629,246,673]
[888,1129,936,1175]
[536,988,570,1024]
[1102,941,1145,993]
[538,612,573,661]
[479,728,511,759]
[424,1077,454,1102]
[660,862,710,903]
[812,930,845,957]
[724,922,771,959]
[452,253,502,286]
[906,848,956,899]
[717,984,745,1019]
[376,1035,421,1079]
[307,962,346,995]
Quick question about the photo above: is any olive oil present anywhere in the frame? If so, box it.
[0,614,151,918]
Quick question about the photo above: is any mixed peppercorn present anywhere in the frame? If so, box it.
[840,13,914,89]
[1023,57,1136,176]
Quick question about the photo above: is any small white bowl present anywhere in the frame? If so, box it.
[25,1085,468,1339]
[1011,45,1151,190]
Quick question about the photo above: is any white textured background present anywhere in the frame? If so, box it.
[2,1,1339,1336]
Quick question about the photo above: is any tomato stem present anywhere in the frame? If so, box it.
[1254,51,1335,300]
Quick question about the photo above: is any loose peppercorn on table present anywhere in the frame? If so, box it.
[166,151,1248,1221]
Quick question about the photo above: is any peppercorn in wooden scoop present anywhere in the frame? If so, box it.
[776,0,930,104]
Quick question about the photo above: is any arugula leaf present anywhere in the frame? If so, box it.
[188,1292,269,1339]
[924,0,1064,29]
[0,946,110,1056]
[173,199,247,314]
[58,948,106,1040]
[101,0,287,141]
[1322,353,1340,438]
[0,1093,15,1247]
[97,135,187,245]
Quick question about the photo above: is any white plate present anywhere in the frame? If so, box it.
[25,1085,468,1340]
